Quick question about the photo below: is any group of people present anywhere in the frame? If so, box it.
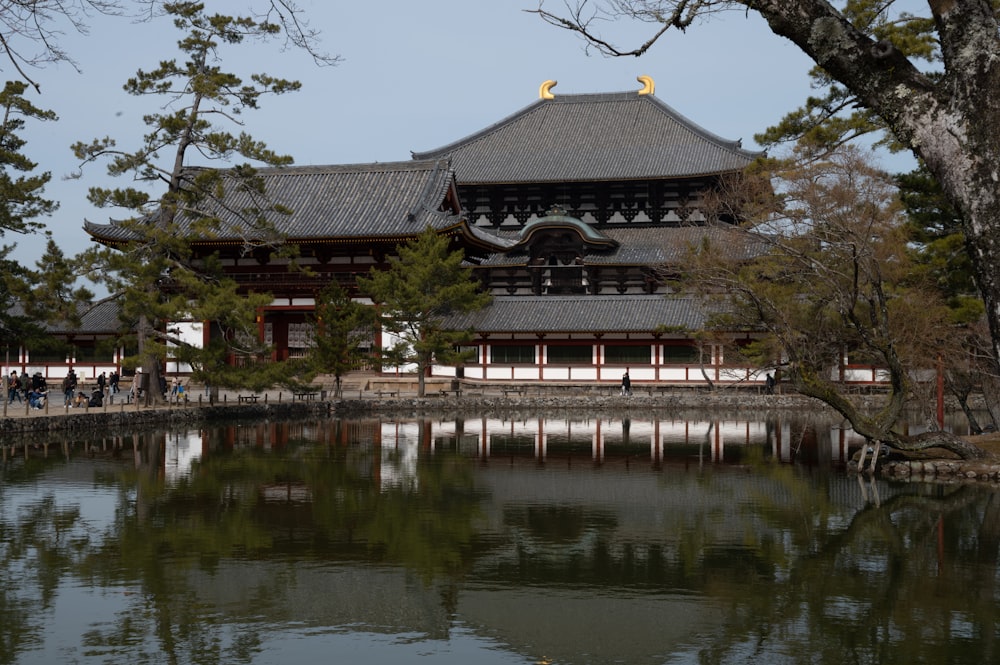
[3,368,127,411]
[6,370,49,409]
[60,369,122,408]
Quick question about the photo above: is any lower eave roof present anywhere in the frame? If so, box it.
[441,295,713,334]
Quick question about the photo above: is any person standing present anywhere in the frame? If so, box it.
[8,372,22,404]
[97,372,107,395]
[64,369,77,406]
[62,374,73,406]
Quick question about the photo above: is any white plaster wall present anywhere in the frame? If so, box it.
[166,321,204,373]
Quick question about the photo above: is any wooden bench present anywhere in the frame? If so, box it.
[501,387,526,397]
[238,394,259,404]
[374,389,398,398]
[438,388,462,397]
[293,392,319,402]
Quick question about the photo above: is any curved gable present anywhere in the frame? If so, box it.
[510,211,618,253]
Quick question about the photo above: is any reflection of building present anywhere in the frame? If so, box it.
[113,413,905,664]
[422,413,857,466]
[81,78,778,387]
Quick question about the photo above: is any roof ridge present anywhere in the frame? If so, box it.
[249,159,449,177]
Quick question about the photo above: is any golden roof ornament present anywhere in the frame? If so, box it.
[539,80,557,99]
[637,75,655,95]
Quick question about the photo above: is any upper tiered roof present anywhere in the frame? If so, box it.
[412,79,761,184]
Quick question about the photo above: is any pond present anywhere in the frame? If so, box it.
[0,409,997,664]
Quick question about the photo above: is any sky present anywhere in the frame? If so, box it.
[8,0,866,265]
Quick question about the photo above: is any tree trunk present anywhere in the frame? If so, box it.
[137,312,165,406]
[887,430,992,461]
[980,372,1000,432]
[956,391,986,436]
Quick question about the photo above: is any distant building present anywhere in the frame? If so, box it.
[2,300,124,386]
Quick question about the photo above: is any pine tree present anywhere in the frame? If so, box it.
[308,281,376,397]
[71,2,309,403]
[357,226,491,397]
[0,80,67,354]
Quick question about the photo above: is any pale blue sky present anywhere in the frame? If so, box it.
[10,1,853,264]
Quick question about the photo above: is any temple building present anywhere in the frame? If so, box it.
[80,76,771,389]
[412,78,764,386]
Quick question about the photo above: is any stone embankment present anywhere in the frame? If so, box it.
[873,459,1000,484]
[0,401,332,436]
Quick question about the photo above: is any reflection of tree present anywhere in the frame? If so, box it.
[362,453,485,582]
[49,424,487,659]
[0,497,82,665]
[696,481,998,665]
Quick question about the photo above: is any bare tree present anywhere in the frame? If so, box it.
[0,1,338,92]
[0,0,122,91]
[683,146,989,461]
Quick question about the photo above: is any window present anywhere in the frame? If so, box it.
[29,348,68,363]
[662,344,700,364]
[74,344,108,362]
[604,344,651,365]
[490,344,536,364]
[546,344,593,364]
[288,322,315,348]
[455,345,480,363]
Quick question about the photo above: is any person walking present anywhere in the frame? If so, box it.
[621,370,632,397]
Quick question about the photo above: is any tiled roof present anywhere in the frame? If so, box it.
[8,299,123,334]
[85,159,494,245]
[441,295,713,333]
[412,92,761,184]
[480,225,769,267]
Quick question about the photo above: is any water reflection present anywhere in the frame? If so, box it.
[0,411,996,665]
[158,411,872,481]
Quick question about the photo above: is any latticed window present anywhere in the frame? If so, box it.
[546,344,593,364]
[287,322,316,359]
[662,344,700,364]
[455,345,480,363]
[490,344,536,364]
[604,344,651,364]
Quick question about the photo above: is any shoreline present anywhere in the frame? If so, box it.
[0,389,822,436]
